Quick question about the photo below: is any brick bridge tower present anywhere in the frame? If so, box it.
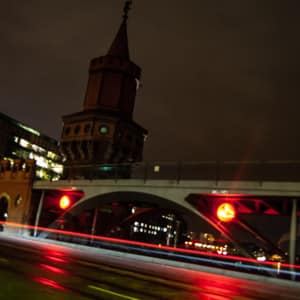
[60,1,147,177]
[0,159,35,230]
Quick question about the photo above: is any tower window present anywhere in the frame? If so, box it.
[64,127,70,136]
[99,125,109,135]
[74,125,81,135]
[65,126,71,135]
[84,124,91,133]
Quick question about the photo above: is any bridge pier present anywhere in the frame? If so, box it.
[33,191,45,237]
[289,198,298,279]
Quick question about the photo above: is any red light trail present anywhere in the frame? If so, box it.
[33,277,66,291]
[1,220,299,270]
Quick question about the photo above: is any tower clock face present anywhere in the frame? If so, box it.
[99,125,109,134]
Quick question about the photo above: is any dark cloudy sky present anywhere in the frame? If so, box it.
[1,0,300,162]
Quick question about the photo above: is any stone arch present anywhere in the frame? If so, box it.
[0,193,9,226]
[67,191,203,224]
[0,193,10,210]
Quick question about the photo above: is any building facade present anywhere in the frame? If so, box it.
[0,112,63,180]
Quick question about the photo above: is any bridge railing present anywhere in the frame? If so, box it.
[61,160,300,182]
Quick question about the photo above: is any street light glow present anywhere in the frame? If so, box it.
[216,202,236,222]
[59,195,71,210]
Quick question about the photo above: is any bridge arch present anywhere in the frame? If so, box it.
[51,191,222,247]
[70,191,199,217]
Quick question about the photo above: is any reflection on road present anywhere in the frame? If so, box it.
[0,233,300,299]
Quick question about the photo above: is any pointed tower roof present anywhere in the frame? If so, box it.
[107,20,129,59]
[107,1,132,60]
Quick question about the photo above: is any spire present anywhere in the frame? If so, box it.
[107,1,132,60]
[122,0,132,22]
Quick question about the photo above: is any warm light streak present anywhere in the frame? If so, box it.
[1,221,300,271]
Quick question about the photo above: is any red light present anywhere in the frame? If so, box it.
[39,263,67,274]
[45,255,66,263]
[34,277,66,291]
[59,195,71,210]
[216,203,236,222]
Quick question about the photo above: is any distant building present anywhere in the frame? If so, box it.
[60,4,147,178]
[0,112,63,180]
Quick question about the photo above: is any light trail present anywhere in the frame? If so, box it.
[33,277,67,291]
[1,220,299,276]
[39,263,68,275]
[88,285,140,300]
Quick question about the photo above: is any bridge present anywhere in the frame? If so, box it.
[31,161,300,268]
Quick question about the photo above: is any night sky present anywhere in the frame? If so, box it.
[1,0,300,162]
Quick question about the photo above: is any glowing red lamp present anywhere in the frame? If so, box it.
[59,195,71,210]
[216,202,236,222]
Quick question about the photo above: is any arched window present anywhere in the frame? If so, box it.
[0,195,9,228]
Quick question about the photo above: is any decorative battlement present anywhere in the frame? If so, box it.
[0,159,36,181]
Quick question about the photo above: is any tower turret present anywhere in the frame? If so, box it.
[60,1,147,177]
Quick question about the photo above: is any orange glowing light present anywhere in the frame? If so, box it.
[216,202,236,222]
[59,195,71,210]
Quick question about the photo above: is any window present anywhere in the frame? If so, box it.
[74,125,81,135]
[64,127,70,136]
[99,125,109,135]
[84,124,91,133]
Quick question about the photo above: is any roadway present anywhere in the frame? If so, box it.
[0,234,300,300]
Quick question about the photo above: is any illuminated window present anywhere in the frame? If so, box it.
[154,165,160,172]
[99,125,109,134]
[37,169,47,179]
[51,163,63,174]
[32,143,45,153]
[47,151,57,160]
[19,138,30,148]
